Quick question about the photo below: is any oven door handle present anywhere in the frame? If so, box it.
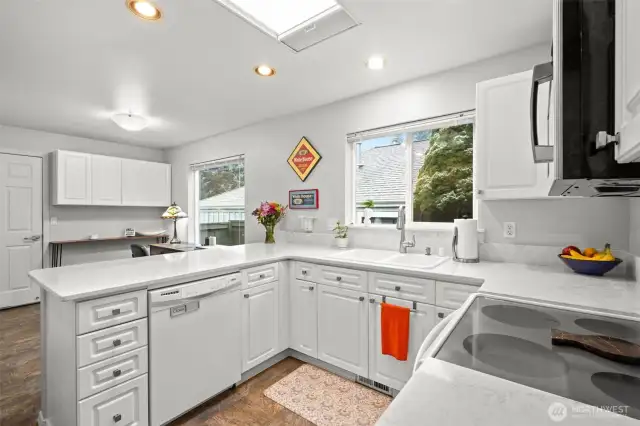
[530,61,555,164]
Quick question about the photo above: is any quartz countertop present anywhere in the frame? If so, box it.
[30,243,639,316]
[377,358,638,426]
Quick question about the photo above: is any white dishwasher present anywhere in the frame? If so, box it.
[149,273,242,426]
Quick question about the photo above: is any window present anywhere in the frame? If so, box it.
[349,111,475,227]
[192,155,245,245]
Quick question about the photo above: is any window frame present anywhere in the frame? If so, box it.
[346,112,477,231]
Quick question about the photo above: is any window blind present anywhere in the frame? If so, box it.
[346,110,475,143]
[190,154,245,171]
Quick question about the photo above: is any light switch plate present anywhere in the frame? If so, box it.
[503,222,516,238]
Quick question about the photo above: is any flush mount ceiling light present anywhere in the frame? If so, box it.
[111,113,148,132]
[126,0,162,21]
[254,65,276,77]
[367,56,385,70]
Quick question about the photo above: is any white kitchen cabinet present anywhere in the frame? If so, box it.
[475,70,554,199]
[52,150,92,205]
[614,0,640,163]
[368,296,436,390]
[289,279,318,358]
[241,281,279,372]
[122,159,171,207]
[317,284,368,377]
[91,155,122,205]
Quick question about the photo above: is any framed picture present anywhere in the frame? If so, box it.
[289,189,319,209]
[287,137,322,181]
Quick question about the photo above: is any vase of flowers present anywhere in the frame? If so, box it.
[252,201,288,244]
[333,221,349,249]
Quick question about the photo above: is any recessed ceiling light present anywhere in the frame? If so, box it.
[254,65,276,77]
[367,56,385,70]
[111,113,148,132]
[127,0,162,21]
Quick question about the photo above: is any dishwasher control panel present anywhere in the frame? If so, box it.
[149,273,241,304]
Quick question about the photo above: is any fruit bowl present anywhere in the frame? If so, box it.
[558,255,622,276]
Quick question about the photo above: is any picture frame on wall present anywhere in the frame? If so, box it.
[287,137,322,181]
[289,189,319,209]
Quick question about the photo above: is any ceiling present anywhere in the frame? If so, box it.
[0,0,552,149]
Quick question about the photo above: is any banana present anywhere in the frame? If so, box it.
[568,250,593,260]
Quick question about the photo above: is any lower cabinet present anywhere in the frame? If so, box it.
[78,373,148,426]
[241,281,279,372]
[317,284,368,377]
[368,296,436,390]
[290,279,318,358]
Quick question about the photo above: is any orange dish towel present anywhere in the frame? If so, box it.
[381,303,411,361]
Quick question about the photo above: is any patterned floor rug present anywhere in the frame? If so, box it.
[264,363,392,426]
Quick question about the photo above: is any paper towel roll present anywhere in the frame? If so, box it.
[454,219,479,262]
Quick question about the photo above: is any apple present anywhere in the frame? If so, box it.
[562,246,581,256]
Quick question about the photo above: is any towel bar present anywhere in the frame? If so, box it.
[375,295,418,312]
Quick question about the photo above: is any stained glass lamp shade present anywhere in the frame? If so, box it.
[162,202,187,244]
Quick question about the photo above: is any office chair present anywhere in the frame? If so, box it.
[131,244,150,258]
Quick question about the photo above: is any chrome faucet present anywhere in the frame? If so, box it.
[397,206,415,253]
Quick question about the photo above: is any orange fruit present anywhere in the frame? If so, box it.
[583,248,597,258]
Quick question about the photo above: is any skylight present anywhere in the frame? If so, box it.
[217,0,341,37]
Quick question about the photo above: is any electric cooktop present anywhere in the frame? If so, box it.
[435,295,640,420]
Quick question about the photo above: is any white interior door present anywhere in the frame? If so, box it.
[615,0,640,163]
[0,154,42,309]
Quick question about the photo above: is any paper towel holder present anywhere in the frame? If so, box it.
[452,225,479,263]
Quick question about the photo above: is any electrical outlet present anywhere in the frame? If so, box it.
[503,222,516,239]
[50,217,58,226]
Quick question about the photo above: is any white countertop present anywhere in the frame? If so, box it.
[377,358,637,426]
[30,243,640,318]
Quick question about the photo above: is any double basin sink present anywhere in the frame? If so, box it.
[328,248,449,270]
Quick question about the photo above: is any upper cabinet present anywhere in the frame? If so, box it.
[615,0,640,163]
[122,159,171,207]
[91,155,122,206]
[52,150,92,205]
[475,70,554,200]
[52,150,171,207]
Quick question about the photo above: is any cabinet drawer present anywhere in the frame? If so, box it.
[436,307,455,323]
[78,373,148,426]
[77,290,147,335]
[315,265,367,291]
[242,263,278,288]
[77,346,148,400]
[435,282,477,309]
[77,319,148,368]
[368,273,436,304]
[294,262,316,282]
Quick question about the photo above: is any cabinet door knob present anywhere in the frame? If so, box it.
[359,296,365,302]
[438,312,444,319]
[112,308,121,316]
[309,286,314,291]
[259,274,265,279]
[336,276,342,282]
[302,270,308,275]
[244,294,250,299]
[113,414,122,423]
[112,369,122,377]
[395,286,401,291]
[112,339,122,347]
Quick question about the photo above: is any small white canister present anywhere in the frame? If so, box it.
[452,218,479,263]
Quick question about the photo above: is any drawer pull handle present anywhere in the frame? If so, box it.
[112,339,122,347]
[359,296,365,302]
[113,414,122,423]
[259,274,265,279]
[309,286,314,291]
[394,286,401,291]
[112,369,122,377]
[244,294,250,299]
[302,270,308,275]
[112,308,121,316]
[336,276,342,282]
[438,312,444,319]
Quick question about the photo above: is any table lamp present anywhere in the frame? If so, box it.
[162,202,187,244]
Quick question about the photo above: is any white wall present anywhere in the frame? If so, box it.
[168,44,631,252]
[630,199,640,255]
[0,125,167,266]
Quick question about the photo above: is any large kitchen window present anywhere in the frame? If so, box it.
[192,155,245,245]
[348,111,475,227]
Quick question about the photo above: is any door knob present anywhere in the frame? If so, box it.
[308,286,314,291]
[336,276,342,282]
[359,296,365,302]
[438,312,444,319]
[112,339,122,347]
[112,369,122,377]
[244,294,250,299]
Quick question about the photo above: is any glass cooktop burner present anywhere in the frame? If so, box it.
[482,304,561,329]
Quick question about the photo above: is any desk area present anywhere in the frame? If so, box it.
[149,243,205,255]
